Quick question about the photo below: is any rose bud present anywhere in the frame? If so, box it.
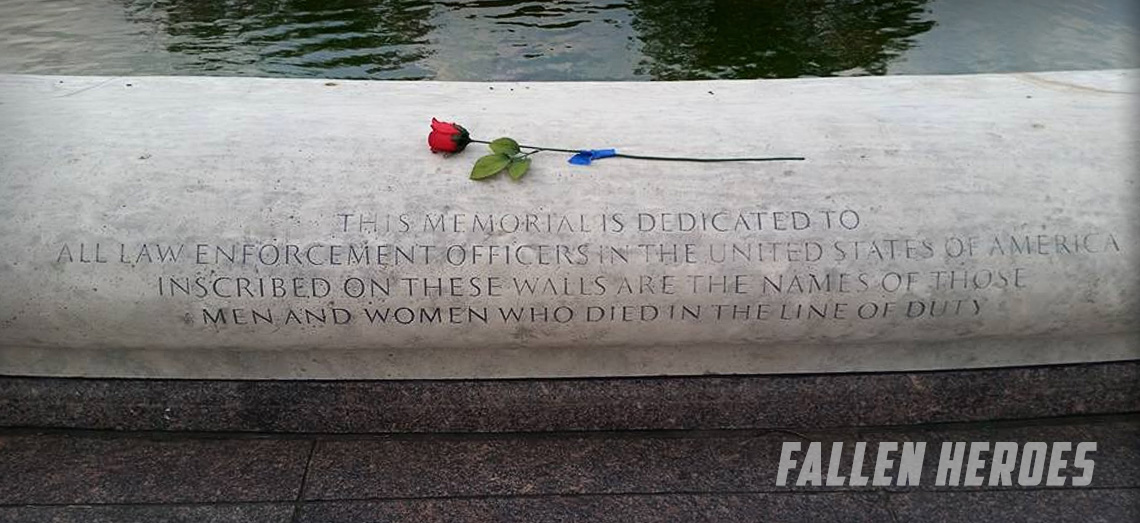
[428,118,472,153]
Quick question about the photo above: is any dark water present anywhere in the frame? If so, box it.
[0,0,1136,80]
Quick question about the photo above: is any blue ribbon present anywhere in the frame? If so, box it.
[568,148,617,166]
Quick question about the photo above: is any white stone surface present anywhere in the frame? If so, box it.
[0,70,1137,379]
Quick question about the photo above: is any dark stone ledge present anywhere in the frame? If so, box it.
[1,490,1133,523]
[1,361,1137,433]
[303,416,1139,500]
[0,504,293,523]
[2,416,1134,505]
[0,435,310,504]
[0,417,1135,521]
[292,490,1139,523]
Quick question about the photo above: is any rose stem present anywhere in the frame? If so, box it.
[612,153,805,162]
[469,139,578,154]
[468,139,804,162]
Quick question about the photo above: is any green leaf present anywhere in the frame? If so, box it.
[470,153,511,180]
[489,137,520,156]
[507,157,531,180]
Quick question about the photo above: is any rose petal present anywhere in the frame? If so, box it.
[428,131,455,152]
[431,118,458,134]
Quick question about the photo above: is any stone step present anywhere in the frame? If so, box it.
[0,361,1136,433]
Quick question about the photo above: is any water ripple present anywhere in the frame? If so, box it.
[0,0,1134,80]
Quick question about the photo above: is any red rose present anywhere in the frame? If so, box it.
[428,118,471,153]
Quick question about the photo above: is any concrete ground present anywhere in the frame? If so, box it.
[0,361,1137,522]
